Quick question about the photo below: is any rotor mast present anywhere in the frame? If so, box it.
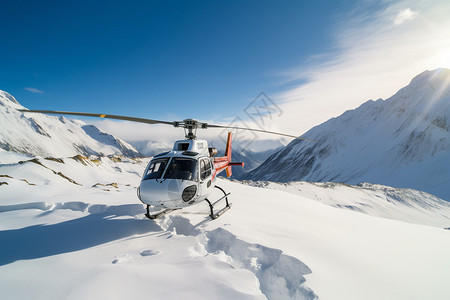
[174,118,208,140]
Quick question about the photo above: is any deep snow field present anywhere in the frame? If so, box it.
[1,150,450,300]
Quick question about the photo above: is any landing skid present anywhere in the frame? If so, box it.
[144,185,232,220]
[145,206,179,220]
[205,185,232,220]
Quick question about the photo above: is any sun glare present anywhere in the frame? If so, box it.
[436,51,450,69]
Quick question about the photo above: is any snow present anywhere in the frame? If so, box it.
[241,181,450,228]
[1,154,450,300]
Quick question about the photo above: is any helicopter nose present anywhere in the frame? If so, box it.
[139,179,198,208]
[167,180,195,201]
[139,180,169,205]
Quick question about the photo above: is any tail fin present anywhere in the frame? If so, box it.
[224,132,233,177]
[212,132,244,178]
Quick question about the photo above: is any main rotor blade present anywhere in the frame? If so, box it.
[18,110,175,126]
[18,109,316,142]
[206,124,317,142]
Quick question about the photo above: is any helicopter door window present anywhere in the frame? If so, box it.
[200,159,206,180]
[200,158,212,181]
[164,158,198,181]
[143,158,169,180]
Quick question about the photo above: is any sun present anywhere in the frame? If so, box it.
[434,50,450,69]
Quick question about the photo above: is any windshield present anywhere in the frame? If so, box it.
[143,158,169,180]
[164,158,198,181]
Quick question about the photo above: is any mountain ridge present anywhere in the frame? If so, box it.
[243,68,450,200]
[0,90,142,159]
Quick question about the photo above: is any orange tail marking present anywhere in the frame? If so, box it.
[212,132,244,179]
[225,132,233,177]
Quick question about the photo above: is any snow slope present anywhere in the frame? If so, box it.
[244,69,450,200]
[0,90,142,158]
[241,180,450,228]
[1,153,449,300]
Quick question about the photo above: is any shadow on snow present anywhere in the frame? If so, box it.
[0,203,162,266]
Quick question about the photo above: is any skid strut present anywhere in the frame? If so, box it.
[205,185,232,220]
[145,205,179,220]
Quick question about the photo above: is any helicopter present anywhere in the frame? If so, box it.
[19,109,315,219]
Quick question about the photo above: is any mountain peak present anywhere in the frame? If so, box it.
[0,90,23,109]
[412,68,450,84]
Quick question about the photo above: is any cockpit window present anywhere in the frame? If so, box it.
[164,158,198,181]
[143,158,169,180]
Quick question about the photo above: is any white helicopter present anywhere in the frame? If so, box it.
[19,110,315,219]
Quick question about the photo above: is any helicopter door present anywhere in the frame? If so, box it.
[198,157,213,198]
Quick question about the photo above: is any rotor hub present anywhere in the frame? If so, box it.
[173,119,208,139]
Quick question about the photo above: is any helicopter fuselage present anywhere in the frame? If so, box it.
[137,139,218,209]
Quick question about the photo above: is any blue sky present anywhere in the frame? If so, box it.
[2,0,341,119]
[2,0,450,145]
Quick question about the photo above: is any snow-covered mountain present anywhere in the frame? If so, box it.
[244,68,450,200]
[0,90,142,158]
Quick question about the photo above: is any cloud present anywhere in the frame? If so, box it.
[394,8,419,25]
[24,87,44,94]
[269,0,450,137]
